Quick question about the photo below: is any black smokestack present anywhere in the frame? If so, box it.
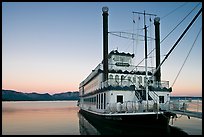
[102,7,109,82]
[154,17,161,82]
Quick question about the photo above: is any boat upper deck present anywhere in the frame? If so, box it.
[79,50,171,95]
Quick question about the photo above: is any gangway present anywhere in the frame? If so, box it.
[169,98,202,119]
[170,110,202,119]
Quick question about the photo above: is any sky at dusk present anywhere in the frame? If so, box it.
[2,2,202,96]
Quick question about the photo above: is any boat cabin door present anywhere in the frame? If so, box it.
[117,95,123,103]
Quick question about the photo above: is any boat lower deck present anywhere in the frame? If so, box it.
[79,108,174,128]
[78,110,188,135]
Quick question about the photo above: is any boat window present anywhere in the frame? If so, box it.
[117,95,123,103]
[129,58,132,64]
[96,94,98,109]
[82,87,84,95]
[115,75,119,83]
[104,93,106,109]
[128,76,131,81]
[109,74,113,79]
[123,56,126,62]
[109,74,113,85]
[114,55,119,61]
[119,56,123,62]
[141,90,146,100]
[127,76,131,85]
[133,76,136,83]
[101,93,103,109]
[144,77,147,84]
[138,76,142,84]
[99,94,101,109]
[159,96,164,103]
[121,75,125,81]
[93,96,96,105]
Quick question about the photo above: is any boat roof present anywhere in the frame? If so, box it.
[109,50,134,58]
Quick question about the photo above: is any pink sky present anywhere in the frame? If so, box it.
[2,2,202,97]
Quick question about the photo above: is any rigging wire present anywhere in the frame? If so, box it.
[109,31,154,40]
[124,7,202,79]
[135,14,141,56]
[160,2,188,20]
[152,7,202,77]
[132,12,143,55]
[160,3,200,44]
[110,3,199,68]
[146,2,188,29]
[149,15,154,67]
[109,3,201,80]
[171,27,202,88]
[124,38,135,52]
[142,3,200,66]
[132,12,135,54]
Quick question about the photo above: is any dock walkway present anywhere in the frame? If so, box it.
[170,110,202,119]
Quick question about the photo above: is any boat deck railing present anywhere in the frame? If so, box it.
[101,78,170,90]
[151,81,169,89]
[105,100,161,114]
[108,64,155,73]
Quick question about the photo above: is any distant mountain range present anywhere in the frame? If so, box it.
[2,89,201,101]
[2,89,79,101]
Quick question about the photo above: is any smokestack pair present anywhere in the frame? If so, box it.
[102,7,161,82]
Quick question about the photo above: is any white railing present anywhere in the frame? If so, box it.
[170,98,202,113]
[105,100,159,114]
[101,79,133,89]
[153,81,169,89]
[108,64,155,74]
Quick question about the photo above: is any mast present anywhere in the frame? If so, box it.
[144,11,148,111]
[133,11,156,111]
[102,7,109,83]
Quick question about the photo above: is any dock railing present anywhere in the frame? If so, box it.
[169,97,202,119]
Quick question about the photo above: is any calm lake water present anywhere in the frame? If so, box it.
[2,101,202,135]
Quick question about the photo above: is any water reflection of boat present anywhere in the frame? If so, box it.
[78,110,188,135]
[78,111,100,135]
